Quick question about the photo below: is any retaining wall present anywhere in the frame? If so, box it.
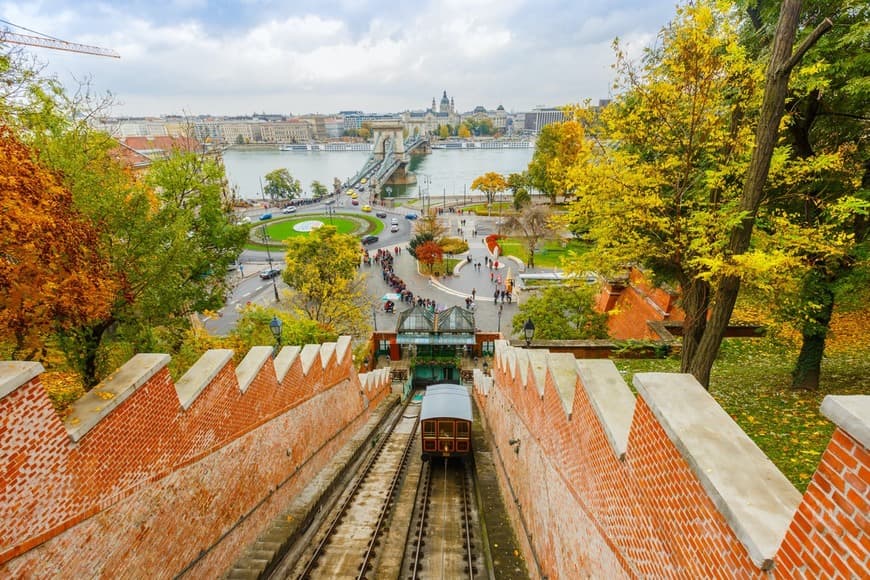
[473,340,869,578]
[0,337,391,577]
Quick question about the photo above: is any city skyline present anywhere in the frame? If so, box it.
[4,0,679,117]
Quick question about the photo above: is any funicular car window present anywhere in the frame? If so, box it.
[456,422,469,438]
[438,421,454,438]
[423,421,436,436]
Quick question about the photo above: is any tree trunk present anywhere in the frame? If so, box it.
[792,272,835,389]
[684,1,831,388]
[680,278,710,375]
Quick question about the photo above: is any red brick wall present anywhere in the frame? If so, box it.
[775,429,869,578]
[476,346,869,578]
[0,343,391,576]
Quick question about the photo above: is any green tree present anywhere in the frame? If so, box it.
[408,232,436,259]
[513,285,608,340]
[439,124,450,139]
[282,225,371,337]
[507,172,531,209]
[310,180,328,199]
[263,168,301,202]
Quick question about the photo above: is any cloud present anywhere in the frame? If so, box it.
[6,0,678,116]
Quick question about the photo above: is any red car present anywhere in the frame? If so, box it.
[351,199,359,205]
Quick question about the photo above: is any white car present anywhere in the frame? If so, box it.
[282,206,297,214]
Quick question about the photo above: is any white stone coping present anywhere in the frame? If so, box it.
[0,361,45,399]
[175,349,234,411]
[577,359,635,461]
[274,346,301,383]
[548,353,578,418]
[633,372,801,570]
[821,395,870,449]
[235,346,273,393]
[299,344,322,375]
[65,354,171,443]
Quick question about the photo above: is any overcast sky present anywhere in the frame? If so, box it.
[2,0,679,117]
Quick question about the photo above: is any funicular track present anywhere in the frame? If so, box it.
[287,401,420,579]
[405,457,481,579]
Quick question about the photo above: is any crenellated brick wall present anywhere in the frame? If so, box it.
[0,337,391,577]
[473,340,869,579]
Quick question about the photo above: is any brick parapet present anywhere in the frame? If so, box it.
[474,341,869,578]
[0,338,391,574]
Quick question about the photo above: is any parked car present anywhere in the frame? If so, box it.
[259,268,281,279]
[362,205,372,212]
[259,213,273,221]
[376,211,387,218]
[361,235,379,245]
[282,206,296,214]
[405,213,419,220]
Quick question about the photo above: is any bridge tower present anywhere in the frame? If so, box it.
[369,121,416,188]
[370,121,407,162]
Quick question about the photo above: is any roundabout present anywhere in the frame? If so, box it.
[248,212,383,246]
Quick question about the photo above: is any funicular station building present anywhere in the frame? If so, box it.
[368,305,498,389]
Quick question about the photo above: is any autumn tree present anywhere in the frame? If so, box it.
[503,205,555,268]
[563,1,761,385]
[738,0,867,389]
[282,225,371,337]
[416,241,444,273]
[457,124,472,139]
[439,124,450,139]
[0,128,116,359]
[264,168,301,201]
[512,285,608,340]
[413,212,448,240]
[527,116,589,204]
[686,0,834,387]
[471,172,508,209]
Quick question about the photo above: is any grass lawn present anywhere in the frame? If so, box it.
[498,238,590,268]
[245,214,382,250]
[464,202,513,216]
[615,335,869,492]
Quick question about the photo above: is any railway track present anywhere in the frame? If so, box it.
[286,402,420,579]
[405,458,482,579]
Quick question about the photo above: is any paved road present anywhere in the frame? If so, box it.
[204,196,555,337]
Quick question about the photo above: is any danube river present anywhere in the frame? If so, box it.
[222,146,534,201]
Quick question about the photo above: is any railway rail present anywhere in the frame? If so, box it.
[288,402,420,579]
[405,458,481,579]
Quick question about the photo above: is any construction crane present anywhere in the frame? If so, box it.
[1,22,119,59]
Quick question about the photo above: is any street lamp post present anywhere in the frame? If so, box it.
[523,318,536,347]
[269,316,283,358]
[262,224,280,302]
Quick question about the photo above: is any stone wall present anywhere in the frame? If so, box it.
[473,340,869,578]
[0,337,391,576]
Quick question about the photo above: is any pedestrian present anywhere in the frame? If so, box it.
[472,288,476,300]
[494,290,499,303]
[490,272,494,282]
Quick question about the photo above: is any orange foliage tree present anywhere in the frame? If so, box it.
[0,127,116,358]
[416,241,444,273]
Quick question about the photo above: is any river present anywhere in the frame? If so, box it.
[222,147,534,201]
